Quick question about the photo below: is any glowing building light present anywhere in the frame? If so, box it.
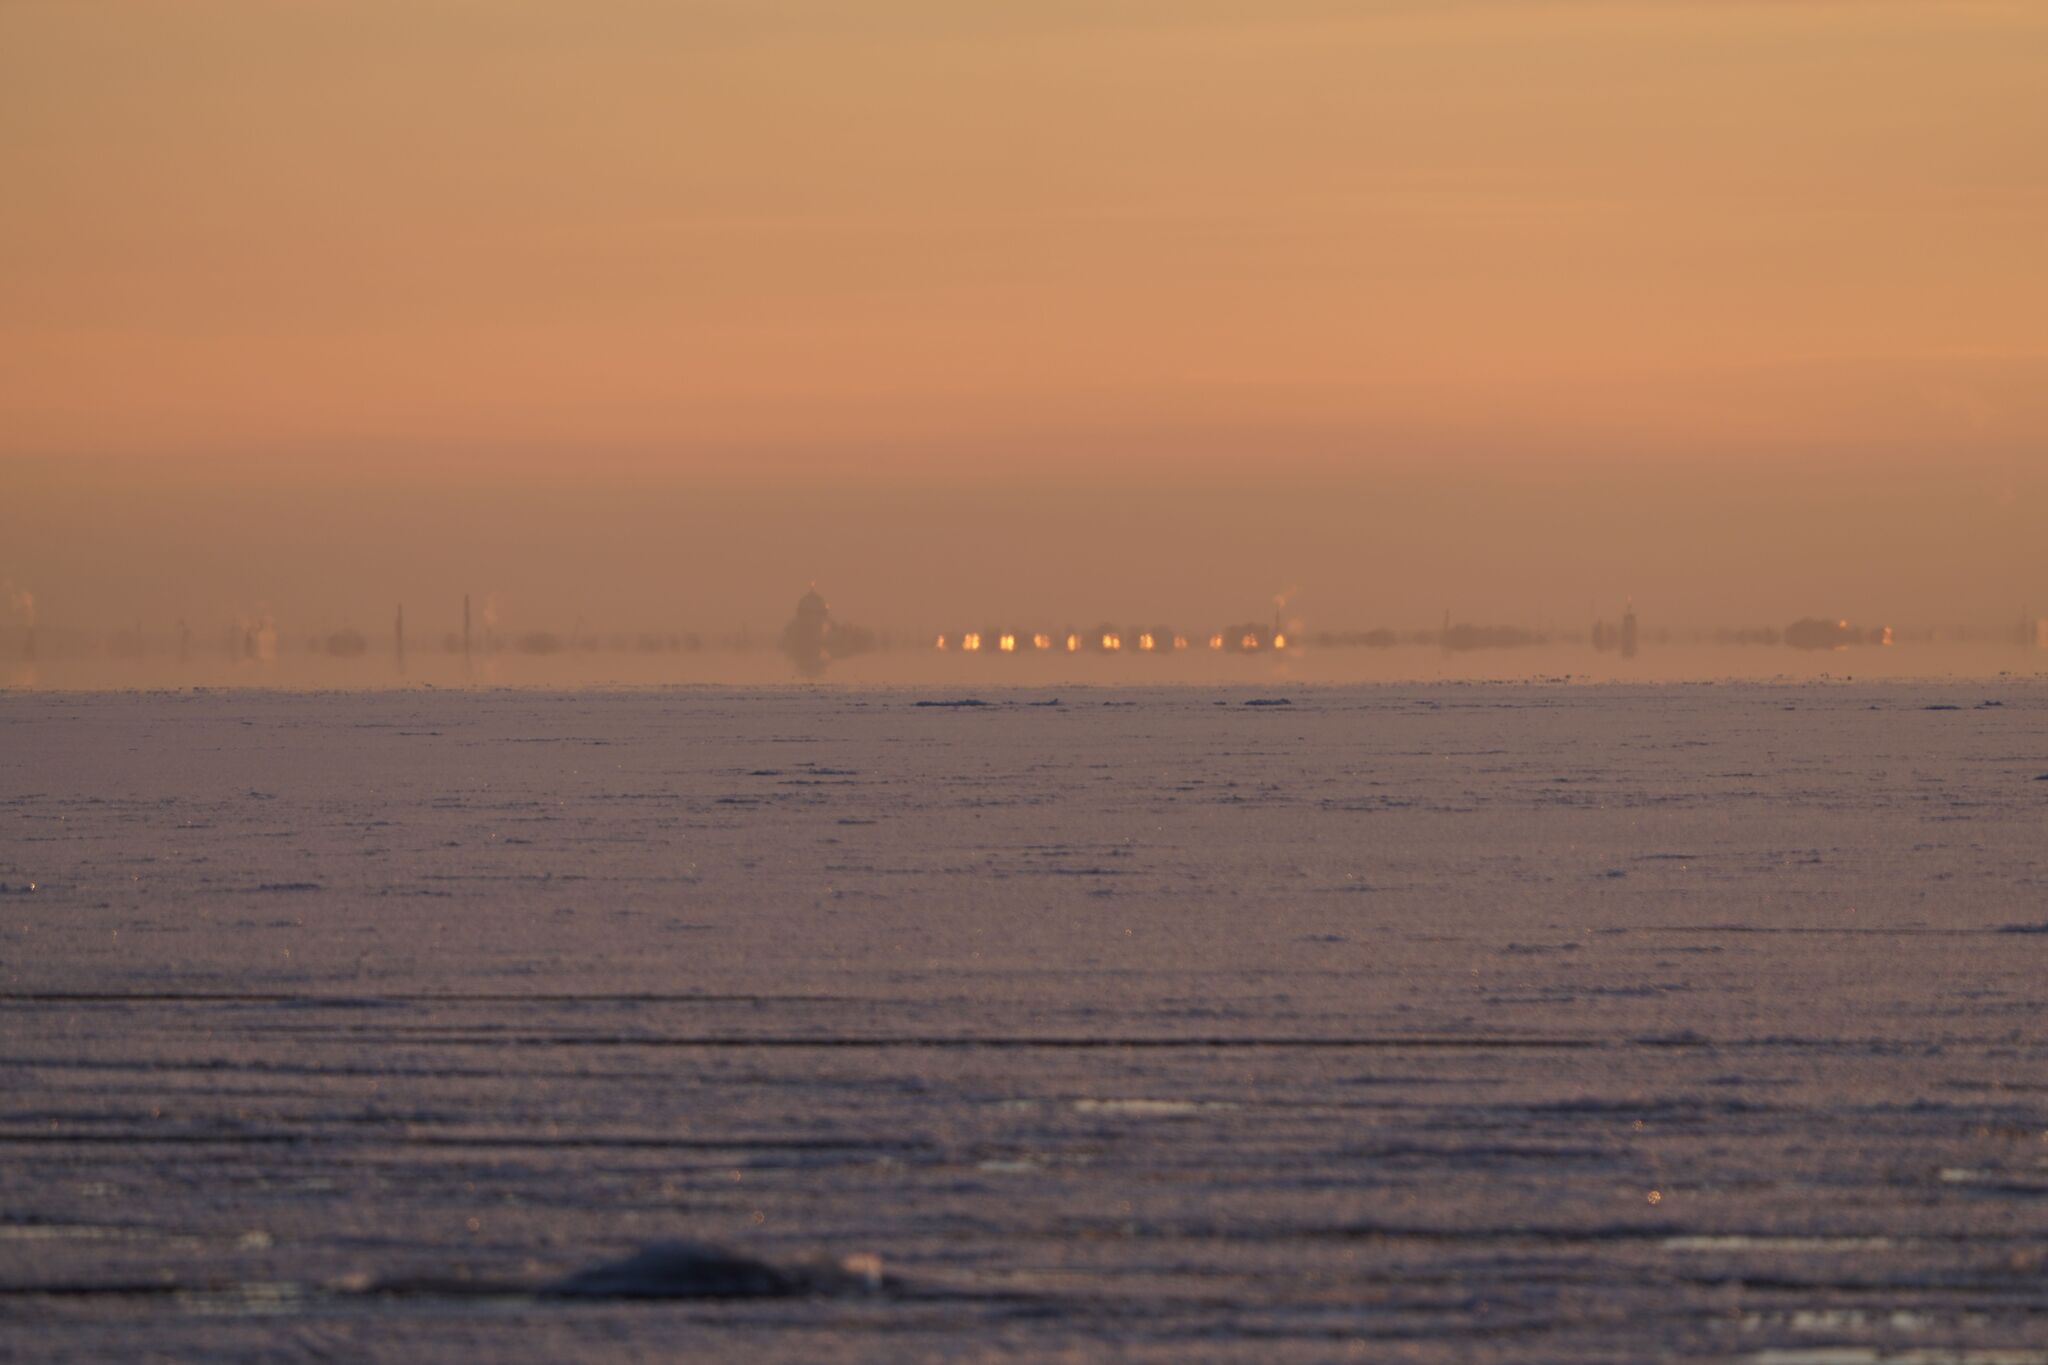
[1032,633,1053,651]
[1209,634,1224,650]
[935,634,948,651]
[1241,633,1261,651]
[998,634,1016,653]
[1066,633,1081,652]
[1138,633,1156,652]
[1172,635,1189,650]
[963,632,983,652]
[1101,633,1122,652]
[1273,633,1288,650]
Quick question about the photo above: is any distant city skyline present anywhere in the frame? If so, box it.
[4,1,2044,674]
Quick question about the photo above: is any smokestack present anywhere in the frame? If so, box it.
[462,594,472,669]
[395,604,406,674]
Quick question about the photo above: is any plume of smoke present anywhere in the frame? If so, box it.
[2,579,36,627]
[1273,584,1303,639]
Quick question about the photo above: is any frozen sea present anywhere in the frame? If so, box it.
[3,683,2046,1363]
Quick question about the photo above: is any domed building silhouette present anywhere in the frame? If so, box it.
[780,587,876,678]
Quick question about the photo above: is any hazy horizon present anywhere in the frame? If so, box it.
[6,453,2044,645]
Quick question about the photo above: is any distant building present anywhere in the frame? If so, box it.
[780,587,876,677]
[1592,602,1640,658]
[1440,622,1544,651]
[322,628,368,658]
[1784,618,1852,650]
[781,588,833,677]
[1784,618,1891,650]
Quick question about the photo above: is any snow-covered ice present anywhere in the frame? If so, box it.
[2,683,2045,1361]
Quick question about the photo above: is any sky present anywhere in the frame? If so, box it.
[2,0,2044,639]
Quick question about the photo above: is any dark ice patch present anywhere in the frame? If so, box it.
[544,1241,888,1300]
[546,1242,800,1298]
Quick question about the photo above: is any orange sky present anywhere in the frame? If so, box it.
[2,1,2044,631]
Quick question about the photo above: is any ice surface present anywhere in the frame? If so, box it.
[2,683,2046,1361]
